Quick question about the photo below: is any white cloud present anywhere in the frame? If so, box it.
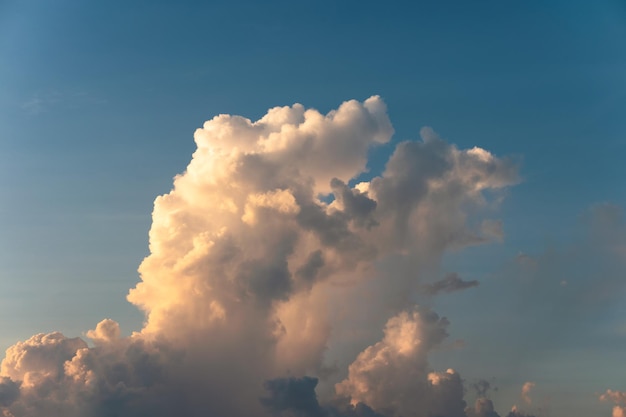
[0,96,520,417]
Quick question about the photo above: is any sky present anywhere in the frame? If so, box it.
[0,1,625,416]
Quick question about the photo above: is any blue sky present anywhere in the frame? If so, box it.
[1,1,625,416]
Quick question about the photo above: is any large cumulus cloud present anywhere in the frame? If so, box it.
[0,97,520,417]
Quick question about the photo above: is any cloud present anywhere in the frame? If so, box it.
[367,128,518,256]
[600,390,626,417]
[335,310,466,417]
[601,390,626,404]
[0,96,520,417]
[463,380,541,417]
[521,382,535,405]
[421,273,479,296]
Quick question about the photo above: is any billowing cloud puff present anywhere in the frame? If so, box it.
[85,318,121,346]
[335,310,465,417]
[0,321,180,417]
[601,390,626,404]
[0,97,520,417]
[521,382,535,405]
[0,333,87,388]
[601,390,626,417]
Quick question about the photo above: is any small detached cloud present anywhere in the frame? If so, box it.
[600,389,626,417]
[521,382,535,405]
[335,309,466,417]
[85,318,120,346]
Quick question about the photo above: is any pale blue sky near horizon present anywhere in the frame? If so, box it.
[1,1,625,416]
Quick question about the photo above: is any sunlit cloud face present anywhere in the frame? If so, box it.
[335,310,466,417]
[600,390,626,417]
[0,97,521,417]
[521,382,535,405]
